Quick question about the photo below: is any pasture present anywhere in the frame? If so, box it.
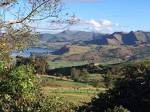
[40,76,106,106]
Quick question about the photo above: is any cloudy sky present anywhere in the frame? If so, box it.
[55,0,150,33]
[5,0,150,33]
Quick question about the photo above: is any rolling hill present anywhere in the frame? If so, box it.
[32,30,150,63]
[39,30,150,46]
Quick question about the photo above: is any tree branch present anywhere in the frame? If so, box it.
[7,0,58,25]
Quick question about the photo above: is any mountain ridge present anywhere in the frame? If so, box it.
[39,30,150,46]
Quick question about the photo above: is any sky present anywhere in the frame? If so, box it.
[2,0,150,33]
[57,0,150,33]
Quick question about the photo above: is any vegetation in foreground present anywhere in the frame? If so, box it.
[0,63,75,112]
[1,0,150,112]
[1,58,150,112]
[78,61,150,112]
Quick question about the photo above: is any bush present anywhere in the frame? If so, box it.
[93,81,105,88]
[0,61,5,74]
[102,71,114,88]
[106,106,130,112]
[0,65,37,112]
[78,63,150,112]
[32,57,48,75]
[0,64,76,112]
[16,56,48,75]
[71,68,90,82]
[33,95,75,112]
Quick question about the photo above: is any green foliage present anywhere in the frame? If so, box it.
[71,68,90,82]
[0,64,76,112]
[8,65,36,93]
[33,95,75,112]
[0,61,6,74]
[121,63,148,79]
[0,65,37,112]
[102,71,114,88]
[31,57,48,75]
[16,56,48,75]
[106,106,129,112]
[78,63,150,112]
[71,68,81,82]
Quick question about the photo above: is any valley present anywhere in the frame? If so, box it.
[1,0,150,111]
[19,30,149,69]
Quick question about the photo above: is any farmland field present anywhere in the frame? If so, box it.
[48,61,89,69]
[40,76,106,106]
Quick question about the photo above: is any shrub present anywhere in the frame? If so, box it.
[71,68,90,82]
[106,106,130,112]
[0,64,76,112]
[16,56,48,75]
[0,61,5,73]
[78,63,150,112]
[0,65,37,112]
[33,95,75,112]
[32,57,48,75]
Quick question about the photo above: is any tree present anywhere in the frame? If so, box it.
[16,56,49,75]
[102,70,114,88]
[0,0,77,62]
[32,57,49,75]
[71,68,90,82]
[0,64,75,112]
[0,1,77,111]
[0,64,37,112]
[71,67,81,82]
[78,63,150,112]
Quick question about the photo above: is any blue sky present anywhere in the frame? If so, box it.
[2,0,150,33]
[61,0,150,33]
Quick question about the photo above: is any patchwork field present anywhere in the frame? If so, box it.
[40,76,106,106]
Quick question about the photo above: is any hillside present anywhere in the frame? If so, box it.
[53,45,133,62]
[85,31,150,45]
[31,30,150,63]
[39,30,150,47]
[51,44,150,63]
[53,45,91,55]
[40,30,105,44]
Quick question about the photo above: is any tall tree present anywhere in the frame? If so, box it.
[0,0,77,62]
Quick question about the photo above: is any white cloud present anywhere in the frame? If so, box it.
[34,17,119,33]
[90,20,101,28]
[75,18,119,32]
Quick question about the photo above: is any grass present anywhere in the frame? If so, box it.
[40,76,94,88]
[40,76,106,106]
[47,92,96,106]
[88,74,104,81]
[63,45,91,56]
[42,86,102,106]
[48,61,88,69]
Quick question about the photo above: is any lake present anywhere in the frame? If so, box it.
[11,47,55,57]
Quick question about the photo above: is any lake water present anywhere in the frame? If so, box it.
[11,47,55,57]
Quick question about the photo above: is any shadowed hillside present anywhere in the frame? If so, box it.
[39,30,150,47]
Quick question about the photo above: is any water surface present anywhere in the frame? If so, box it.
[11,47,55,57]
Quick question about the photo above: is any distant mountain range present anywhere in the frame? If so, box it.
[40,30,105,45]
[40,30,150,46]
[90,31,150,45]
[33,30,150,63]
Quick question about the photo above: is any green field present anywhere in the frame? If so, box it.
[40,76,106,106]
[48,61,88,69]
